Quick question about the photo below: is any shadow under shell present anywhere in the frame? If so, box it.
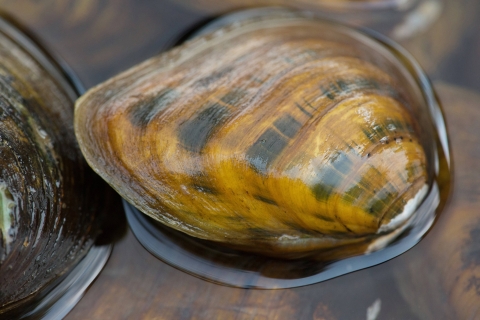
[125,177,441,289]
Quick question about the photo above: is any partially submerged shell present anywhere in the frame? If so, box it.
[75,9,428,257]
[0,18,104,313]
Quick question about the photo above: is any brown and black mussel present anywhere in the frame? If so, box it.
[75,9,433,259]
[0,17,106,315]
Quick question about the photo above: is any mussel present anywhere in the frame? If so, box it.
[0,17,105,315]
[74,9,431,258]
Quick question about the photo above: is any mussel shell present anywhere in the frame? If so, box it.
[0,17,104,313]
[75,8,434,258]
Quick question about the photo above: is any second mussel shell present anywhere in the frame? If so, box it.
[0,15,110,317]
[74,8,449,286]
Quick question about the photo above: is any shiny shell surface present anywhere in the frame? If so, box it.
[75,9,429,258]
[0,18,104,313]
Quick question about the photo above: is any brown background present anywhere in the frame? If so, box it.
[1,0,480,319]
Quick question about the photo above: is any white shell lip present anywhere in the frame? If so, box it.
[366,183,429,253]
[379,183,429,233]
[0,183,15,249]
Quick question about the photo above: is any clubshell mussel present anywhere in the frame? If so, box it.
[75,9,432,259]
[0,18,104,314]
